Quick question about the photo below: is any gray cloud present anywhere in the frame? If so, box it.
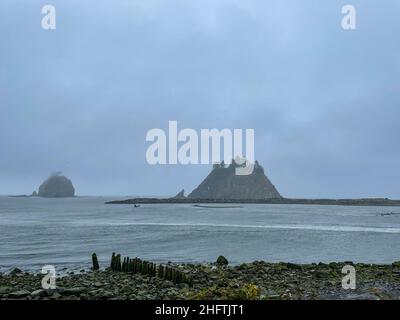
[1,0,399,198]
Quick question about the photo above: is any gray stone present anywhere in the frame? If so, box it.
[216,255,229,266]
[31,289,46,297]
[0,286,13,294]
[10,267,23,275]
[50,292,62,299]
[9,290,31,298]
[162,281,174,288]
[286,262,302,270]
[62,287,87,296]
[177,283,189,289]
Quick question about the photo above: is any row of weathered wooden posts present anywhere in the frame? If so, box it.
[91,252,192,285]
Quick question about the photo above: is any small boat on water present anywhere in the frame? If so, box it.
[134,204,140,208]
[380,212,400,216]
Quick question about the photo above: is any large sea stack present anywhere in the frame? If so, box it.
[188,161,281,200]
[38,173,75,198]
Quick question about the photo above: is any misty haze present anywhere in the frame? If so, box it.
[1,0,400,303]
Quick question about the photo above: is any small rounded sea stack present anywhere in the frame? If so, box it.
[38,173,75,198]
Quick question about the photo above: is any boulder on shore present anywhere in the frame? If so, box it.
[216,256,229,266]
[38,173,75,198]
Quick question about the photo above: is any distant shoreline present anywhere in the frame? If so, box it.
[5,195,400,207]
[106,197,400,207]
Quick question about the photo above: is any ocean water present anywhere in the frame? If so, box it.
[1,196,400,273]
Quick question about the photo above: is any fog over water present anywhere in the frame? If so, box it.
[1,1,400,198]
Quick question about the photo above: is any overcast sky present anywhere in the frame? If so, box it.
[1,0,399,198]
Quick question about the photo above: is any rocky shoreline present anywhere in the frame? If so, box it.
[1,260,400,300]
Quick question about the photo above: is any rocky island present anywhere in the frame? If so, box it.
[38,173,75,198]
[106,160,400,206]
[188,161,281,200]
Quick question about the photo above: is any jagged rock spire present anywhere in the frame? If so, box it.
[188,160,281,200]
